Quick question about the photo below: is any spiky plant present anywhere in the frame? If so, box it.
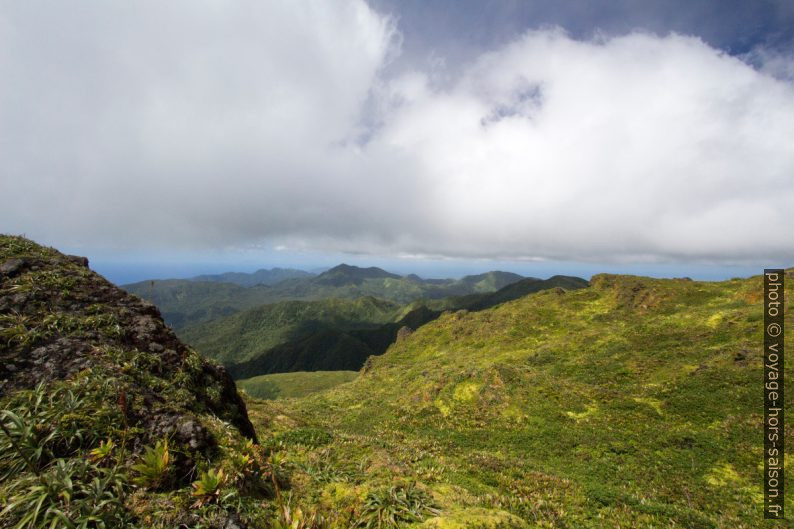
[0,458,128,529]
[88,439,115,465]
[191,467,226,508]
[272,493,328,529]
[131,439,170,489]
[357,483,440,528]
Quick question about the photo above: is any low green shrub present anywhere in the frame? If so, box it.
[357,483,439,528]
[0,453,129,528]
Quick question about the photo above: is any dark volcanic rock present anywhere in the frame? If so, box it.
[0,257,26,277]
[66,254,89,268]
[0,235,257,445]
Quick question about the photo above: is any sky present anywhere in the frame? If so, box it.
[1,1,793,283]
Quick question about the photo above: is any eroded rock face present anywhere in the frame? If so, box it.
[395,325,414,342]
[0,235,257,446]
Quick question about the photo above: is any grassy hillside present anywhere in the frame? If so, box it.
[237,371,358,400]
[124,266,528,329]
[179,296,400,366]
[245,272,793,528]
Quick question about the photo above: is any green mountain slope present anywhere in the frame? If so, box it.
[245,272,793,527]
[180,276,586,378]
[224,306,436,378]
[124,266,528,329]
[179,296,401,366]
[122,279,269,328]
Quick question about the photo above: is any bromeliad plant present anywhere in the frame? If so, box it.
[0,381,115,480]
[191,467,226,508]
[89,439,115,465]
[0,408,57,480]
[357,483,440,529]
[0,313,41,349]
[131,439,171,489]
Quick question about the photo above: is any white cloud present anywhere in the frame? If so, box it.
[1,0,401,245]
[366,30,794,262]
[1,3,793,264]
[742,45,794,82]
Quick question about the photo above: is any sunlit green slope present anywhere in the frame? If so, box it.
[248,272,793,528]
[237,370,358,400]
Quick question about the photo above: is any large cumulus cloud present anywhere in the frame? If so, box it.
[1,2,793,264]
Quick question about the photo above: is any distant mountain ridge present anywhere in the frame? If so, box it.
[124,266,587,380]
[124,264,534,329]
[428,275,590,311]
[192,267,314,287]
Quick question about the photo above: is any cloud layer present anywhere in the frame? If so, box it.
[2,1,793,264]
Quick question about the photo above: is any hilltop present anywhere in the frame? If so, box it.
[0,236,282,528]
[0,236,253,436]
[313,264,401,286]
[244,271,793,527]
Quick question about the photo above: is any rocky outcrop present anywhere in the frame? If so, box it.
[0,235,257,447]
